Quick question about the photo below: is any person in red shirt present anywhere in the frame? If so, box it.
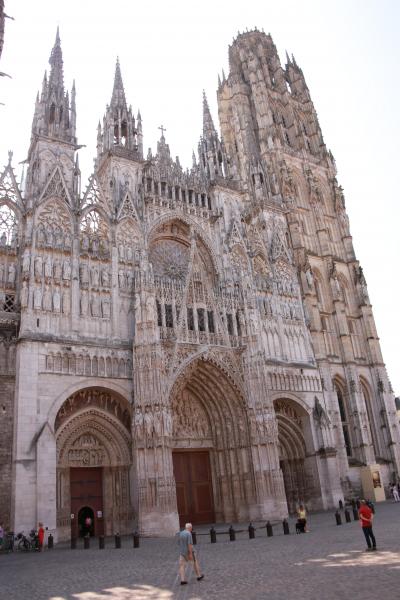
[38,522,45,552]
[358,499,377,551]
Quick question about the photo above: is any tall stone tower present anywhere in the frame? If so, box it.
[0,29,398,540]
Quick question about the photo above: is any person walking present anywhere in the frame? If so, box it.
[178,523,204,586]
[358,499,377,551]
[392,484,400,502]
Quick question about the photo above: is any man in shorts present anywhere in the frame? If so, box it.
[178,523,204,585]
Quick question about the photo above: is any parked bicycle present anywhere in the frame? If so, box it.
[16,530,39,552]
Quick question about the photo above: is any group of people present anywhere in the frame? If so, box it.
[0,522,45,552]
[177,498,380,583]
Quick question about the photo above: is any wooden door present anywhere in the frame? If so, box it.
[173,451,215,526]
[70,467,104,537]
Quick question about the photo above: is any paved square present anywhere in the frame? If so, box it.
[1,502,400,600]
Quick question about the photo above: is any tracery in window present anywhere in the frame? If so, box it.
[0,204,18,247]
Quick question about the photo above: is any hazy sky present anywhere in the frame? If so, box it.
[1,0,399,393]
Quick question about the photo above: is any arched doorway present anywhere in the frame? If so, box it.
[78,506,95,537]
[55,387,133,540]
[274,398,320,514]
[170,357,254,525]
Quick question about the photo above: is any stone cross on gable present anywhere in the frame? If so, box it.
[158,125,166,138]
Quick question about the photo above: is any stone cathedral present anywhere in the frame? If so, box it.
[0,28,399,541]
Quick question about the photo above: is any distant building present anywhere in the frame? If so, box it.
[1,29,399,540]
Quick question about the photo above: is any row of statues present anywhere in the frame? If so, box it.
[22,282,71,313]
[36,225,72,250]
[79,263,110,288]
[80,291,111,318]
[0,261,16,285]
[26,252,72,280]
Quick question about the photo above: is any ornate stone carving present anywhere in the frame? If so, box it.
[172,390,211,438]
[55,388,131,431]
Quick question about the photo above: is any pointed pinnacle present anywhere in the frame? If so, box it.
[111,57,126,107]
[202,90,216,138]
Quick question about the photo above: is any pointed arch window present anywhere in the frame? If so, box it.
[335,383,352,457]
[0,203,18,247]
[361,382,379,457]
[49,103,56,124]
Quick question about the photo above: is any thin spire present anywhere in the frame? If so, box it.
[48,27,64,93]
[111,57,127,107]
[202,90,216,138]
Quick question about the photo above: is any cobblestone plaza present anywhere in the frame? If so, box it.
[1,502,399,599]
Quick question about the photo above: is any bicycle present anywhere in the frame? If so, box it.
[16,532,32,552]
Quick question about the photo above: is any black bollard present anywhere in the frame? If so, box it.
[99,535,105,549]
[266,521,273,537]
[84,534,90,549]
[47,534,54,549]
[229,525,236,542]
[192,531,197,546]
[248,523,255,539]
[282,519,290,535]
[133,531,140,548]
[71,537,77,550]
[339,499,344,510]
[344,509,351,523]
[353,507,359,521]
[335,511,342,526]
[210,527,217,543]
[115,533,121,549]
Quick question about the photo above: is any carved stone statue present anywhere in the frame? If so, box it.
[62,289,71,314]
[80,290,89,316]
[33,286,42,309]
[20,281,29,308]
[146,295,155,321]
[43,285,52,311]
[22,249,30,273]
[79,263,89,285]
[34,255,43,278]
[102,297,111,318]
[53,259,62,280]
[101,269,110,287]
[91,294,100,317]
[7,263,16,284]
[63,259,71,280]
[118,269,126,289]
[144,406,153,438]
[91,265,100,287]
[53,287,61,312]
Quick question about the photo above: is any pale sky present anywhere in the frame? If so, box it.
[1,0,399,393]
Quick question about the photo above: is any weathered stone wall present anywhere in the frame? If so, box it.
[0,373,14,529]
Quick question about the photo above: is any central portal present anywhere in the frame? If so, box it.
[173,451,215,526]
[70,467,104,538]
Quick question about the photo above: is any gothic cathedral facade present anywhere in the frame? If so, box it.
[0,29,399,540]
